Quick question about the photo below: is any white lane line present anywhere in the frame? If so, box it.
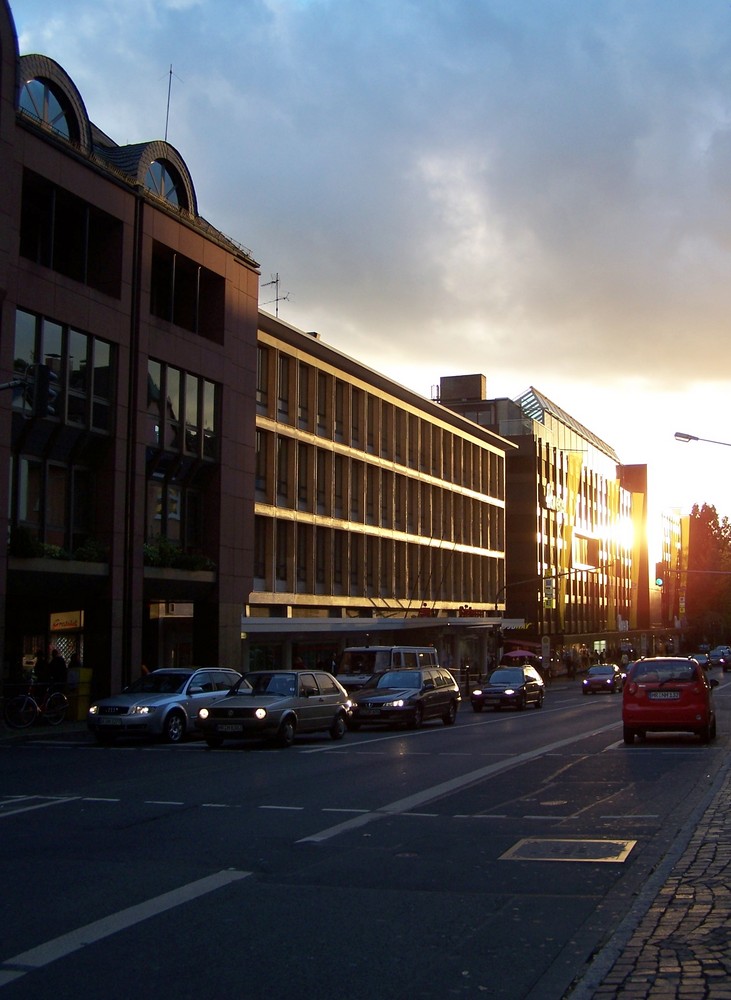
[83,797,119,803]
[0,869,251,988]
[260,805,304,811]
[0,796,80,819]
[145,800,184,806]
[322,808,370,814]
[298,719,621,844]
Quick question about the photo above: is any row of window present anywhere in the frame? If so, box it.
[257,345,505,498]
[252,516,503,604]
[256,430,504,550]
[19,172,223,342]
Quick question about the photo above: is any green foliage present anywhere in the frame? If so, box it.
[72,538,109,562]
[143,538,215,571]
[686,504,731,641]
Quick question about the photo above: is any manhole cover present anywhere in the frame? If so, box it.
[500,838,636,863]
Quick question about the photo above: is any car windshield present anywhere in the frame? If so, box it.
[489,668,524,684]
[124,672,190,694]
[369,670,421,689]
[238,672,296,696]
[632,661,696,684]
[589,667,613,676]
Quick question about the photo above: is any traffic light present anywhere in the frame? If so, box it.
[31,364,58,417]
[655,561,666,587]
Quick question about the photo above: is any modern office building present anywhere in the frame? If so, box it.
[439,374,651,661]
[0,0,259,699]
[245,314,515,674]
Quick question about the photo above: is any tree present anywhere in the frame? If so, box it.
[686,504,731,643]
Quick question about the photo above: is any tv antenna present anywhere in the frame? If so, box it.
[164,64,183,142]
[262,273,291,316]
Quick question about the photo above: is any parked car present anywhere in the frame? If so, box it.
[347,667,461,729]
[470,665,545,712]
[622,656,718,745]
[197,669,351,748]
[581,664,624,695]
[87,667,242,744]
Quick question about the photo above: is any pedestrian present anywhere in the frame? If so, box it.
[49,647,67,689]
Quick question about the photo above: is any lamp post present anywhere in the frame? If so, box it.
[675,431,731,448]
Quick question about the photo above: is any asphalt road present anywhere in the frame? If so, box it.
[1,676,729,1000]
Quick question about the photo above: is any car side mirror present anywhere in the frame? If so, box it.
[189,684,203,695]
[710,678,719,687]
[423,680,434,691]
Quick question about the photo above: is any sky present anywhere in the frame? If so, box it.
[12,0,731,535]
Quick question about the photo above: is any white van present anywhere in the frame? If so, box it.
[337,646,439,692]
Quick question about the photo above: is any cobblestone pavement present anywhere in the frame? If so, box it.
[568,752,731,999]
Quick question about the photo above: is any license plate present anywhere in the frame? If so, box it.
[217,723,243,732]
[359,707,379,716]
[99,717,123,725]
[648,691,680,700]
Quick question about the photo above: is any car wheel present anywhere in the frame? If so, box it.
[517,695,526,711]
[163,711,185,744]
[582,688,588,695]
[329,713,347,740]
[471,703,483,713]
[535,692,544,709]
[623,726,635,745]
[408,704,424,729]
[442,701,457,726]
[205,736,224,749]
[276,716,296,747]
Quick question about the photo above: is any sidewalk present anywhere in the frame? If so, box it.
[568,751,731,999]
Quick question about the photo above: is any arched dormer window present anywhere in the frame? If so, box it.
[20,77,76,140]
[144,159,184,207]
[18,56,91,153]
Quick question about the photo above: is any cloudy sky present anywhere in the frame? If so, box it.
[13,0,731,531]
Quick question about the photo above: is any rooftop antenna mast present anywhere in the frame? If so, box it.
[262,273,291,317]
[164,64,183,142]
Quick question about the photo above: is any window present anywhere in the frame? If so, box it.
[149,240,224,341]
[257,346,269,414]
[144,160,184,206]
[20,170,122,297]
[278,355,290,421]
[297,363,310,428]
[20,78,76,140]
[147,360,217,462]
[13,309,114,431]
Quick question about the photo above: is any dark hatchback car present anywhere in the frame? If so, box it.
[582,663,624,695]
[347,667,461,729]
[622,656,718,745]
[196,669,351,748]
[470,665,545,712]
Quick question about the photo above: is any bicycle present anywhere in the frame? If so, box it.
[2,684,69,728]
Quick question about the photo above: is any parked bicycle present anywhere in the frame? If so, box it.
[2,684,69,728]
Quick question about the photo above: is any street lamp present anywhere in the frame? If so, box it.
[675,431,731,447]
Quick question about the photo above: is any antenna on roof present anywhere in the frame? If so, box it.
[164,64,183,142]
[262,273,291,317]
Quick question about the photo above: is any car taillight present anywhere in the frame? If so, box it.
[626,682,638,695]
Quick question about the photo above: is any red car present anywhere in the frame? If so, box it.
[622,656,718,745]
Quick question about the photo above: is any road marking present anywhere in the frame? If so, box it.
[0,869,251,988]
[145,800,184,806]
[260,805,304,811]
[298,719,622,844]
[0,796,79,819]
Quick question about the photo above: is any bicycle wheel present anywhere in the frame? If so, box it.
[3,695,38,729]
[44,691,69,726]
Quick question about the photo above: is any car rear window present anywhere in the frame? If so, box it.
[631,661,696,684]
